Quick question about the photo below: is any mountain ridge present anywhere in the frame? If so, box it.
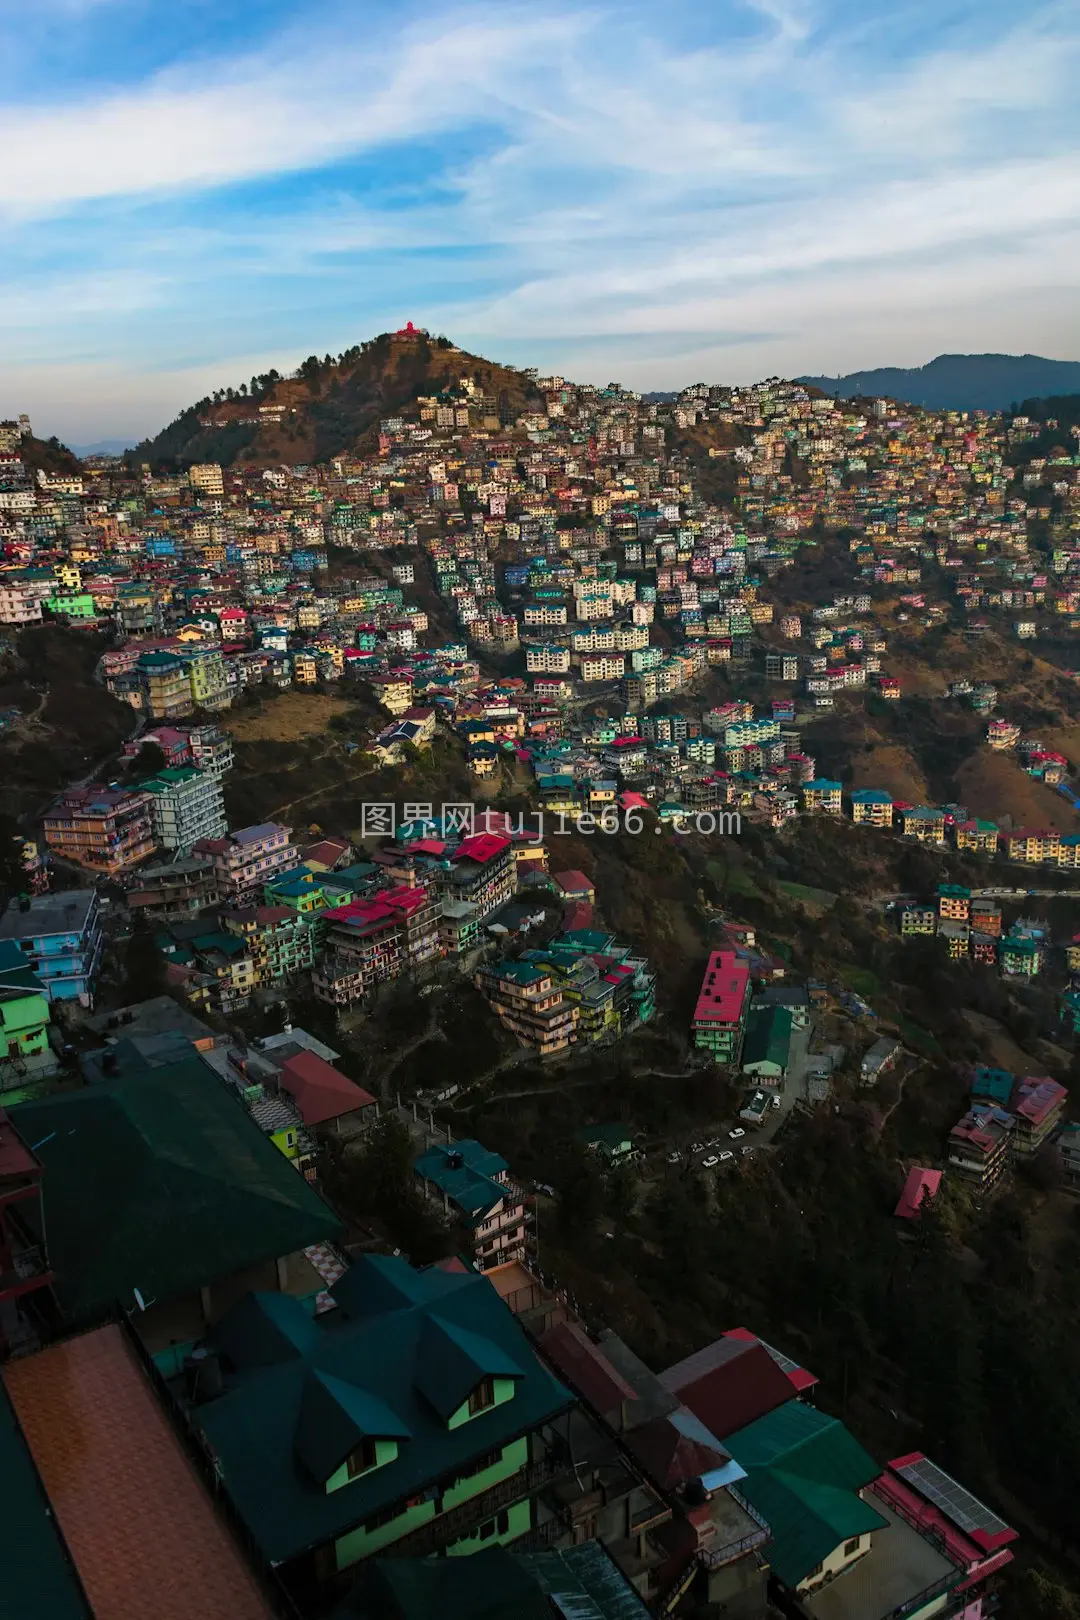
[129,329,544,473]
[798,351,1080,412]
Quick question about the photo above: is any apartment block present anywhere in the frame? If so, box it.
[43,784,156,875]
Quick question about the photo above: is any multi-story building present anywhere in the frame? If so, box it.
[194,822,300,906]
[414,1139,528,1270]
[313,886,443,1006]
[137,650,192,719]
[1010,1076,1067,1156]
[947,1104,1013,1191]
[184,647,232,711]
[224,905,319,987]
[43,784,156,874]
[182,1254,573,1591]
[801,778,843,816]
[0,889,103,1004]
[901,805,947,844]
[764,650,799,681]
[140,767,227,854]
[188,723,234,780]
[474,960,579,1056]
[127,855,221,920]
[691,950,752,1064]
[850,788,893,828]
[937,885,971,922]
[435,834,516,952]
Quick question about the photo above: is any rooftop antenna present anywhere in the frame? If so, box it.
[132,1286,157,1312]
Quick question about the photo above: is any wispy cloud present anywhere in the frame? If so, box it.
[1,0,1078,437]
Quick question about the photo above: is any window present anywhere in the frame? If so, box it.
[843,1537,861,1557]
[468,1377,495,1416]
[345,1437,379,1478]
[364,1500,402,1533]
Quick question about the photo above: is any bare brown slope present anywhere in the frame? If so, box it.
[131,331,544,472]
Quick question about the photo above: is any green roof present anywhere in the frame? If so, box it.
[334,1541,651,1620]
[10,1051,341,1323]
[0,1385,90,1620]
[725,1403,887,1588]
[194,1255,572,1563]
[742,1004,794,1072]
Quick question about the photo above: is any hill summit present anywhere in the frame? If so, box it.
[130,327,544,473]
[798,352,1080,413]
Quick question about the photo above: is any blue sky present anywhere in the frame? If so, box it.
[2,0,1078,444]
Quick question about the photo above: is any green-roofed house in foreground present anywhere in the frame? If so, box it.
[10,1046,341,1346]
[178,1253,574,1605]
[724,1402,887,1593]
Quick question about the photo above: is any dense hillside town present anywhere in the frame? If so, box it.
[2,333,1080,1618]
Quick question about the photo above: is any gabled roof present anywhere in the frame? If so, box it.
[724,1403,887,1588]
[0,1384,90,1620]
[10,1052,340,1322]
[294,1369,412,1483]
[196,1255,571,1563]
[661,1337,795,1439]
[278,1050,375,1125]
[3,1325,273,1620]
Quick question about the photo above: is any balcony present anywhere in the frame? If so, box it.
[380,1457,565,1558]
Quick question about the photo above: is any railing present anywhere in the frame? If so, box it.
[382,1456,565,1558]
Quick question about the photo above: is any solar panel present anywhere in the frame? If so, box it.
[896,1457,1010,1538]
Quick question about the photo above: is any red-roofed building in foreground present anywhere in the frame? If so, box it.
[277,1050,377,1136]
[691,950,751,1064]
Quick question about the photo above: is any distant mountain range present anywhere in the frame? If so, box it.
[797,353,1080,413]
[70,439,133,457]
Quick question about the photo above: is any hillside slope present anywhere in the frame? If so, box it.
[129,330,544,472]
[799,353,1080,412]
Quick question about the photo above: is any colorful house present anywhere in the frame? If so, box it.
[850,788,893,828]
[691,951,752,1064]
[186,1255,573,1582]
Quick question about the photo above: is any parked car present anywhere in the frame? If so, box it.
[717,1150,736,1164]
[690,1141,704,1154]
[702,1154,719,1169]
[729,1127,746,1140]
[666,1150,681,1164]
[771,1096,782,1110]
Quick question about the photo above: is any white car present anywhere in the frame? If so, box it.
[702,1154,719,1169]
[729,1127,746,1140]
[772,1097,782,1110]
[717,1150,736,1164]
[666,1150,681,1164]
[690,1141,705,1154]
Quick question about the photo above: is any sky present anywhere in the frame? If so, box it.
[2,0,1079,446]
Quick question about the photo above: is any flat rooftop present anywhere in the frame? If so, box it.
[803,1491,958,1620]
[3,1324,274,1620]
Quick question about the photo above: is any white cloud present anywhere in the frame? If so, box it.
[2,0,1079,435]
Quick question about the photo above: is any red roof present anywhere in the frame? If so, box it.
[323,886,430,930]
[454,833,510,865]
[692,950,750,1026]
[1013,1076,1067,1126]
[278,1050,375,1126]
[540,1321,637,1417]
[553,870,594,897]
[894,1166,942,1220]
[660,1337,794,1441]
